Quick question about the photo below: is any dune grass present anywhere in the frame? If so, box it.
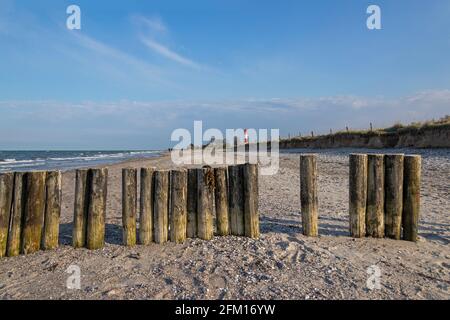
[283,115,450,142]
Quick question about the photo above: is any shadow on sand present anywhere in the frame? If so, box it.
[59,222,123,246]
[260,215,349,237]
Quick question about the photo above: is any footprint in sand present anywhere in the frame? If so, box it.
[208,274,228,299]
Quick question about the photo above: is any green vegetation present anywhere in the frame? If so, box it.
[282,115,450,142]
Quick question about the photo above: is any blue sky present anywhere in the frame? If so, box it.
[0,0,449,149]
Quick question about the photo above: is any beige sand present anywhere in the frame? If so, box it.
[0,149,449,300]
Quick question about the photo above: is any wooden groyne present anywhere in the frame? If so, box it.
[348,153,421,241]
[0,152,423,260]
[0,164,260,258]
[298,153,421,241]
[0,171,61,258]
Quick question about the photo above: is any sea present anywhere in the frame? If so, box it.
[0,150,162,172]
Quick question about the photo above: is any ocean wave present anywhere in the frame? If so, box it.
[0,162,41,168]
[0,150,161,172]
[48,153,125,161]
[129,151,158,155]
[0,158,44,164]
[48,151,156,162]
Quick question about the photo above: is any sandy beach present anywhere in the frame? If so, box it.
[0,149,449,300]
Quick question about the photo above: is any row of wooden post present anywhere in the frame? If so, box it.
[349,154,421,241]
[0,171,61,258]
[300,154,421,242]
[0,164,259,257]
[121,164,260,246]
[1,151,421,258]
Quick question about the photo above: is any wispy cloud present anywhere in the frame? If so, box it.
[52,29,188,94]
[133,14,205,70]
[2,90,449,120]
[1,90,448,147]
[140,37,202,69]
[0,7,190,94]
[70,32,163,79]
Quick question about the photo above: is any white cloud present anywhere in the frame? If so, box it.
[140,37,202,69]
[1,90,448,148]
[71,32,161,76]
[61,32,184,91]
[133,15,167,33]
[133,14,205,70]
[1,89,448,124]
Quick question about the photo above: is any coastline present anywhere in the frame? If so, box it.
[0,150,164,173]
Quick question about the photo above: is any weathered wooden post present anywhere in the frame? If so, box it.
[228,165,245,236]
[186,168,198,238]
[170,169,187,243]
[7,172,25,257]
[349,154,367,238]
[243,163,259,238]
[86,168,108,250]
[366,154,385,238]
[384,154,404,239]
[0,172,14,258]
[42,171,62,250]
[245,143,250,163]
[197,167,214,240]
[73,169,89,248]
[402,155,421,242]
[21,171,46,254]
[214,167,230,236]
[300,155,319,236]
[139,167,154,245]
[122,168,137,246]
[153,170,169,244]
